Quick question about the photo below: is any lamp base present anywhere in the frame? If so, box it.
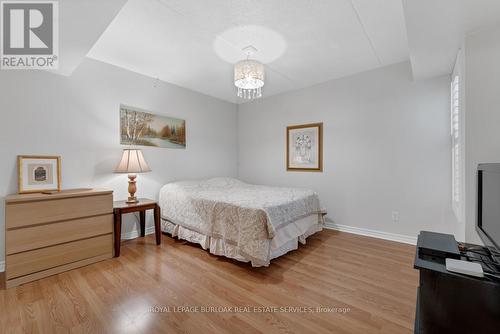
[126,197,138,204]
[127,174,138,204]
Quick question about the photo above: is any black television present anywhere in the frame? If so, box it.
[477,163,500,263]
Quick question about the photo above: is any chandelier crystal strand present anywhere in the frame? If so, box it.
[234,59,265,100]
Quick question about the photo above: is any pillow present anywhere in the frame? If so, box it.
[204,177,244,187]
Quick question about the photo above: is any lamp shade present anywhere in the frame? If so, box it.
[114,149,151,174]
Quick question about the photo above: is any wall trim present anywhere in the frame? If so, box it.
[121,226,156,240]
[324,222,417,245]
[0,225,416,273]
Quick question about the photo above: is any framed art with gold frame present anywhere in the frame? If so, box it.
[286,123,323,172]
[18,155,61,194]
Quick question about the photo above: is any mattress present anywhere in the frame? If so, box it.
[159,177,325,266]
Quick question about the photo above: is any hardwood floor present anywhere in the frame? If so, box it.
[0,230,418,334]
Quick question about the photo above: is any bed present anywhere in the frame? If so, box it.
[159,177,325,267]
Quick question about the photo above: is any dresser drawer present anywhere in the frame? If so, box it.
[6,194,113,229]
[6,214,113,255]
[6,234,113,279]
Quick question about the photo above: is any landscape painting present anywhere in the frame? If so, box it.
[120,105,186,148]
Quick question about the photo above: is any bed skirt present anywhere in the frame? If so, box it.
[161,213,324,267]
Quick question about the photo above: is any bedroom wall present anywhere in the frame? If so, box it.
[0,58,238,269]
[464,24,500,244]
[238,61,459,242]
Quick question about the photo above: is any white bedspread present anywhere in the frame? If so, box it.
[159,177,322,266]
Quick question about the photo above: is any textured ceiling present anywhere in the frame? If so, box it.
[52,0,127,76]
[404,0,500,79]
[87,0,409,103]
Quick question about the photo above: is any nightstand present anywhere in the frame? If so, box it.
[113,198,161,257]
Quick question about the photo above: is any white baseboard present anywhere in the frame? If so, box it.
[324,222,417,245]
[121,226,156,240]
[0,224,414,273]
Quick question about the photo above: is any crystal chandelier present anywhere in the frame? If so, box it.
[234,46,265,99]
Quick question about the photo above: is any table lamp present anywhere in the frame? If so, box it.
[114,149,151,203]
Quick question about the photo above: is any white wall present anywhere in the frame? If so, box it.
[0,58,238,266]
[238,61,459,241]
[0,57,465,268]
[465,25,500,244]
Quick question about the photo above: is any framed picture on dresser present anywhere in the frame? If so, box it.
[17,155,61,194]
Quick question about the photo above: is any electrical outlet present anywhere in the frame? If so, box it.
[392,211,399,223]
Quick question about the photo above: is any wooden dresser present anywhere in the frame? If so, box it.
[4,189,114,288]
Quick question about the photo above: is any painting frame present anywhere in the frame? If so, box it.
[286,122,323,172]
[120,104,186,149]
[18,155,62,194]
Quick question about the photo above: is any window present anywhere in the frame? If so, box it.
[451,74,461,218]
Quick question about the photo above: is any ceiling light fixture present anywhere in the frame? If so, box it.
[234,45,264,100]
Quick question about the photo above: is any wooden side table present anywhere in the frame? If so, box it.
[113,198,161,257]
